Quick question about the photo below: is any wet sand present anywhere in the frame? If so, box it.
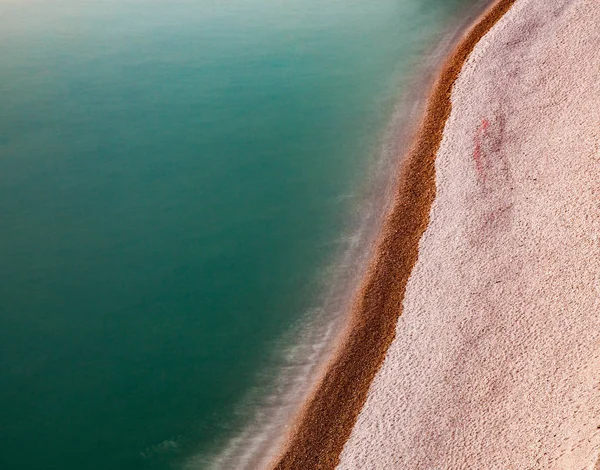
[270,0,517,468]
[339,0,600,468]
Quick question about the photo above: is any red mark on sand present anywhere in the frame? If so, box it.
[473,118,490,181]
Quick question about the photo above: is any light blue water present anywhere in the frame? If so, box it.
[0,0,474,468]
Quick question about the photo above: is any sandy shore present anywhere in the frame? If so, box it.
[339,0,600,468]
[270,0,517,468]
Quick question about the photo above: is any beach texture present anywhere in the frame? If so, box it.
[338,0,600,468]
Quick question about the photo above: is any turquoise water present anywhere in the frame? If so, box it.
[0,0,474,468]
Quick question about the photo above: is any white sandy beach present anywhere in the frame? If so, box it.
[338,0,600,468]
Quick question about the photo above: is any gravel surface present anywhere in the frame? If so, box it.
[338,0,600,468]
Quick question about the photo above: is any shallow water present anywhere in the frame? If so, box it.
[0,0,475,468]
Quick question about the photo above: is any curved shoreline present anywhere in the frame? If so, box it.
[271,0,517,468]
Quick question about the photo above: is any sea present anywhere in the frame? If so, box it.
[0,0,477,468]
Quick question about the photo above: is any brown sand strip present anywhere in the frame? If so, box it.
[270,1,516,469]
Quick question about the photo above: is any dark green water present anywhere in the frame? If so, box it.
[0,0,475,468]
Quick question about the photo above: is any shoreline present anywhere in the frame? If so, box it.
[270,0,517,468]
[198,2,507,468]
